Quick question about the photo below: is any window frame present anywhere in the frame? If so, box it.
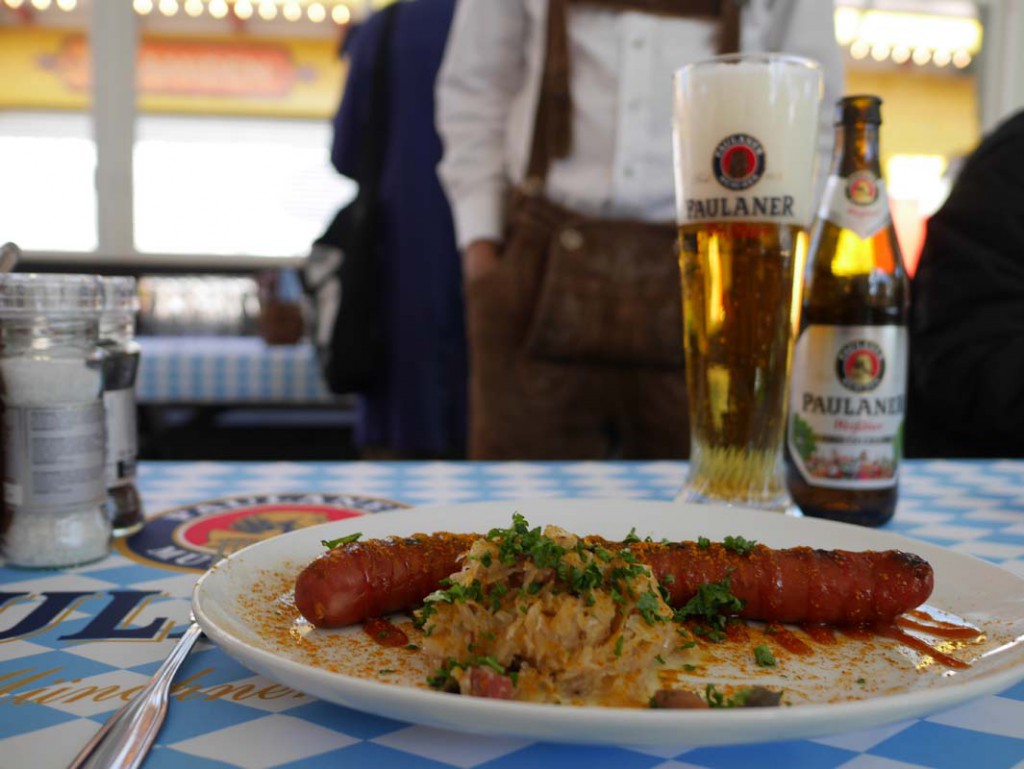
[22,0,374,271]
[16,0,1024,270]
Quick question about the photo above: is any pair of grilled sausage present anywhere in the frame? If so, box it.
[293,532,934,629]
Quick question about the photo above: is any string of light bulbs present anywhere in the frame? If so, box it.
[2,0,360,24]
[1,0,984,67]
[835,7,982,70]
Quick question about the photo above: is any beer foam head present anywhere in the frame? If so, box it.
[673,54,822,227]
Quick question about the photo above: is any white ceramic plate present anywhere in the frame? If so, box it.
[191,498,1024,747]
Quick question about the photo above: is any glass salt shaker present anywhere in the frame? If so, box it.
[0,274,110,568]
[100,276,144,537]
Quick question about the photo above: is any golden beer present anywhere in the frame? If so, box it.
[679,222,807,508]
[672,53,822,511]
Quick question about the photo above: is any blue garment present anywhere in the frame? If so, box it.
[331,0,466,456]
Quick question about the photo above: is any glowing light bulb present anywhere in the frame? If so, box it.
[4,0,25,9]
[891,45,911,64]
[258,0,277,19]
[234,0,253,18]
[912,47,932,66]
[953,50,972,69]
[307,1,325,22]
[133,0,153,13]
[870,43,890,62]
[208,0,227,17]
[282,0,300,20]
[332,3,350,24]
[31,0,52,10]
[849,40,870,60]
[932,50,952,68]
[56,0,76,10]
[184,0,203,16]
[158,0,179,16]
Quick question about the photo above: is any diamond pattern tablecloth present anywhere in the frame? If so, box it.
[136,336,339,404]
[2,460,1023,769]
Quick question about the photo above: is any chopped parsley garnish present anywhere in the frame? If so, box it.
[672,576,745,636]
[405,644,420,651]
[614,635,625,657]
[722,535,758,555]
[637,590,669,624]
[379,669,395,675]
[478,656,507,675]
[472,515,665,623]
[487,514,565,568]
[856,677,866,685]
[425,656,510,692]
[622,528,642,544]
[697,536,711,549]
[705,684,754,708]
[693,625,727,642]
[321,532,362,549]
[426,658,462,691]
[753,644,777,667]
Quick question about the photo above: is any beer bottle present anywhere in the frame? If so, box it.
[785,95,909,526]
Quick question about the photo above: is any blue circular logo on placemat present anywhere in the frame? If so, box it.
[116,492,408,572]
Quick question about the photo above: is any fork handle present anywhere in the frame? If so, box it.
[67,622,204,769]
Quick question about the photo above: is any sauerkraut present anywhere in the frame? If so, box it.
[414,515,680,706]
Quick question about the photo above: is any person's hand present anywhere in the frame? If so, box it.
[463,239,501,284]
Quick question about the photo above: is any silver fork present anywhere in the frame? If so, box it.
[67,619,204,769]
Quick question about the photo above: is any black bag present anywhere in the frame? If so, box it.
[301,5,397,394]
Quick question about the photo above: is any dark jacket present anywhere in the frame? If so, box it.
[331,0,466,456]
[906,110,1024,457]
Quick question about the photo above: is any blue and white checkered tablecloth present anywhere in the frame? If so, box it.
[2,460,1024,769]
[136,336,338,404]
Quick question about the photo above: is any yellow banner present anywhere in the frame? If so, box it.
[0,28,344,118]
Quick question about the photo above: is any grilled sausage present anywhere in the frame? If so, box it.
[294,533,476,627]
[294,533,933,628]
[621,540,934,626]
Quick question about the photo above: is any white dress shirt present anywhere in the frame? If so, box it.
[436,0,844,248]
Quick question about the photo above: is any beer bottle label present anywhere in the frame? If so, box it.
[788,324,907,490]
[817,172,891,240]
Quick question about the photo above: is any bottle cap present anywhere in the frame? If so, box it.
[0,274,103,318]
[836,95,883,125]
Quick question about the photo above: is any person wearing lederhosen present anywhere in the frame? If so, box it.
[436,0,842,459]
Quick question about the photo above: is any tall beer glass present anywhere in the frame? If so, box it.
[672,54,822,511]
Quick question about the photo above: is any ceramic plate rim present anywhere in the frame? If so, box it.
[191,497,1024,748]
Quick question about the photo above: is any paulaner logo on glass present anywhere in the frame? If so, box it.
[684,133,795,219]
[713,133,765,189]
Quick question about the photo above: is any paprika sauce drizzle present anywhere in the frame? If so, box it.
[766,609,980,671]
[873,623,970,670]
[898,610,982,641]
[800,624,837,645]
[364,617,409,648]
[765,624,814,655]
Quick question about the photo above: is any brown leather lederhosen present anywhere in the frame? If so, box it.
[465,0,741,460]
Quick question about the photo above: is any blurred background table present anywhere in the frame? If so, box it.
[136,336,358,460]
[137,336,335,405]
[1,460,1023,768]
